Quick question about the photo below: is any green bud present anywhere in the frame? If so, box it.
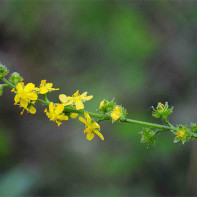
[152,102,173,121]
[9,72,23,85]
[139,128,157,148]
[98,99,115,114]
[173,125,191,144]
[0,64,9,77]
[0,84,7,96]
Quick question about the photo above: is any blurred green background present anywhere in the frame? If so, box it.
[0,1,197,196]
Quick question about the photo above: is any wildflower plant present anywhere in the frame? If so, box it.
[1,63,197,146]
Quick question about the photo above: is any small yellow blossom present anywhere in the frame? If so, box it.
[45,102,68,126]
[79,112,104,141]
[99,100,105,109]
[177,130,185,138]
[70,113,78,119]
[59,90,93,110]
[12,82,38,114]
[111,106,122,121]
[35,80,59,94]
[156,102,165,112]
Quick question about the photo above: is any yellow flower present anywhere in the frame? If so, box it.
[59,90,93,110]
[177,130,185,138]
[12,82,38,114]
[79,112,104,141]
[35,80,59,94]
[111,106,122,121]
[44,102,68,126]
[156,102,165,112]
[99,100,105,109]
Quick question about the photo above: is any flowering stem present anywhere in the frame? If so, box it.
[0,76,176,131]
[36,97,173,130]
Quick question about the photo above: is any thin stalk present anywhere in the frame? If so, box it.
[0,77,15,88]
[122,118,173,130]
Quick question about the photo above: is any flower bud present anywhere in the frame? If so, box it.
[139,128,156,147]
[0,64,9,77]
[174,125,191,144]
[152,102,173,121]
[9,72,23,85]
[98,99,115,114]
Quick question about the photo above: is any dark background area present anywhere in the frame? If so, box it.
[0,1,197,196]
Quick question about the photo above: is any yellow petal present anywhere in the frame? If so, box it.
[86,132,94,141]
[40,88,48,94]
[83,95,93,101]
[45,83,53,89]
[59,94,68,103]
[24,83,35,92]
[49,102,54,113]
[99,100,105,109]
[27,92,38,100]
[94,130,104,140]
[20,98,28,108]
[58,114,69,121]
[92,122,100,130]
[16,83,23,92]
[79,116,87,124]
[80,92,87,97]
[14,94,20,103]
[111,111,120,121]
[28,105,36,114]
[55,104,64,114]
[61,115,69,120]
[63,100,73,106]
[70,113,78,119]
[84,112,91,125]
[75,100,84,110]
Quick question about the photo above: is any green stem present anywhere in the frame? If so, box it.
[37,99,50,105]
[122,118,173,130]
[43,94,50,103]
[0,77,15,88]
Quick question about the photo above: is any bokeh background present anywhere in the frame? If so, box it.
[0,1,197,196]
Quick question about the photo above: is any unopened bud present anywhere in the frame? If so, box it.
[0,64,9,77]
[9,72,23,85]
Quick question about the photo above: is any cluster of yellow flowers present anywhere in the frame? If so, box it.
[10,79,108,141]
[11,80,58,115]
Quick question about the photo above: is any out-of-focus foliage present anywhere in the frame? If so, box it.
[0,1,197,196]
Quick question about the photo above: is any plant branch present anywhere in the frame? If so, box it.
[0,76,183,132]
